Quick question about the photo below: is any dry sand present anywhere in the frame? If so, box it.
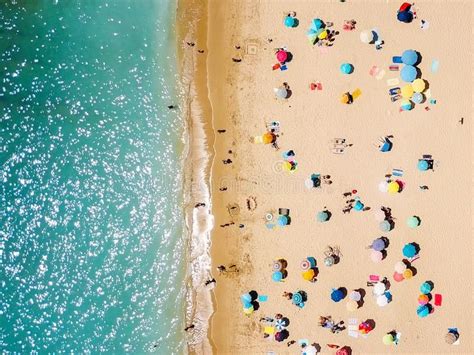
[205,0,473,354]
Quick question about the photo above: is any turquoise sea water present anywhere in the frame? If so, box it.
[0,1,187,353]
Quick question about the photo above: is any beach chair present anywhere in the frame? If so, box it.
[392,168,404,177]
[278,208,290,216]
[331,147,345,154]
[332,138,346,144]
[351,88,362,100]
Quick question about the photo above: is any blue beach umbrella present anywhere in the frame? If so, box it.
[340,63,354,74]
[353,200,364,211]
[417,160,429,171]
[417,305,430,317]
[284,16,296,28]
[401,65,417,82]
[380,141,392,152]
[241,293,252,304]
[317,211,329,222]
[420,282,433,294]
[397,11,414,23]
[278,215,289,226]
[331,288,344,302]
[292,292,303,305]
[272,271,283,282]
[372,238,386,252]
[412,92,424,104]
[311,18,324,30]
[403,243,417,258]
[401,49,419,65]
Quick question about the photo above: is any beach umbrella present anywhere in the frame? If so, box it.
[412,78,426,93]
[412,92,424,104]
[336,347,351,355]
[275,329,289,342]
[340,93,351,104]
[262,132,276,144]
[379,220,391,232]
[349,290,362,302]
[340,63,353,74]
[303,345,318,355]
[317,211,329,222]
[311,18,324,30]
[374,282,387,296]
[370,250,384,263]
[300,259,310,271]
[307,257,317,268]
[399,2,412,12]
[393,272,404,282]
[275,319,286,331]
[397,10,413,23]
[394,261,407,274]
[401,49,419,65]
[374,209,386,221]
[417,305,430,318]
[277,215,288,226]
[403,268,413,279]
[304,178,315,189]
[401,65,417,82]
[379,140,392,152]
[346,300,359,312]
[331,288,345,302]
[292,292,303,305]
[272,260,283,272]
[324,256,335,267]
[272,271,283,282]
[241,293,252,303]
[401,84,414,99]
[418,294,429,305]
[445,332,457,344]
[275,87,288,99]
[420,282,433,294]
[378,181,389,193]
[407,216,420,228]
[243,305,254,314]
[318,30,328,40]
[383,333,395,345]
[417,159,429,171]
[353,200,364,211]
[302,269,315,281]
[276,50,288,63]
[360,30,373,43]
[284,16,295,28]
[373,282,386,296]
[359,321,373,333]
[372,238,386,251]
[307,33,318,44]
[388,181,400,194]
[403,243,417,258]
[400,99,413,111]
[376,293,390,307]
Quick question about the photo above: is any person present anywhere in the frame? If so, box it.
[219,187,227,191]
[259,316,274,323]
[217,265,226,274]
[282,291,293,300]
[195,203,205,208]
[287,340,296,347]
[275,313,283,320]
[232,58,242,63]
[167,105,177,109]
[205,278,216,286]
[419,185,429,190]
[217,129,226,133]
[184,324,195,332]
[197,49,204,53]
[223,159,232,164]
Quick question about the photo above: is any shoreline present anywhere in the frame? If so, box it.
[176,0,215,353]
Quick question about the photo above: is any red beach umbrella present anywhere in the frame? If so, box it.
[276,50,288,63]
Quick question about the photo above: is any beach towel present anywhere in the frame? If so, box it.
[434,294,442,306]
[392,169,404,177]
[258,295,268,302]
[264,326,275,335]
[352,88,362,99]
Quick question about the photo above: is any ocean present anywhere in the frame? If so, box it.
[0,0,188,353]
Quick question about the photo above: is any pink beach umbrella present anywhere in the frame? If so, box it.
[276,50,288,63]
[370,250,383,263]
[394,261,407,274]
[393,272,404,282]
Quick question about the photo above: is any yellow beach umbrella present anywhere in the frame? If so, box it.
[403,269,413,279]
[262,132,275,144]
[243,305,254,314]
[318,30,328,40]
[412,78,426,93]
[341,93,350,104]
[283,161,293,171]
[302,269,315,281]
[401,84,414,99]
[387,181,400,194]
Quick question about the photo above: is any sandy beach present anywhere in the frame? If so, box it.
[200,0,473,354]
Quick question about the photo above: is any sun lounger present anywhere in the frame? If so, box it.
[332,138,346,144]
[278,208,290,216]
[392,168,403,177]
[332,147,345,154]
[352,88,361,99]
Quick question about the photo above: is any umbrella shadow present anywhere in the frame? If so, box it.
[356,288,366,307]
[249,290,258,300]
[281,269,288,279]
[412,242,421,254]
[338,287,348,299]
[365,319,376,330]
[285,52,293,63]
[292,18,299,28]
[324,210,332,221]
[408,265,417,276]
[285,89,293,99]
[312,343,322,353]
[381,236,390,248]
[413,216,422,226]
[415,67,422,80]
[425,280,435,290]
[251,300,260,311]
[415,51,423,66]
[381,249,388,260]
[299,290,308,302]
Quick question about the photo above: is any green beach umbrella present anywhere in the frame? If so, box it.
[317,211,329,222]
[379,220,391,232]
[407,216,420,228]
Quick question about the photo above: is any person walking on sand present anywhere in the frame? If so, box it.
[205,278,216,286]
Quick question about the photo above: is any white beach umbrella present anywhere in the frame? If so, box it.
[304,178,314,189]
[274,87,288,99]
[349,290,361,302]
[373,282,386,296]
[376,294,389,307]
[374,209,386,222]
[360,30,374,44]
[394,261,407,274]
[378,181,388,193]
